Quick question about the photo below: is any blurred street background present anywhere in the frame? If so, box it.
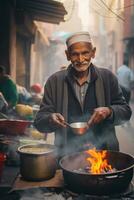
[1,0,134,88]
[116,102,134,155]
[0,0,134,154]
[0,2,134,199]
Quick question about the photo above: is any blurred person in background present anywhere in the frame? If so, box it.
[34,32,131,158]
[30,83,43,105]
[17,84,32,105]
[0,65,18,110]
[117,59,134,105]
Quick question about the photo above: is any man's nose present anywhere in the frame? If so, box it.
[78,54,84,62]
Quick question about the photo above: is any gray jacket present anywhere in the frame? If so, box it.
[34,64,131,154]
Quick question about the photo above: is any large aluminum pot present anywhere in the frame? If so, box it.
[18,144,57,181]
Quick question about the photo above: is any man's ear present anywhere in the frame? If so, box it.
[91,47,96,58]
[65,50,70,61]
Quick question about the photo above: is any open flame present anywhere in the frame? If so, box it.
[85,148,113,174]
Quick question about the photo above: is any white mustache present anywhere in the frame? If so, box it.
[74,61,89,66]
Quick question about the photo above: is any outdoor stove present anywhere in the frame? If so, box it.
[6,168,133,200]
[1,140,134,199]
[7,181,134,200]
[0,166,134,200]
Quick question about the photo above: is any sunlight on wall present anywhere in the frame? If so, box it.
[77,0,90,31]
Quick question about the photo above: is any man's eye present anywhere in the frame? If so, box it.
[82,52,90,56]
[70,51,91,57]
[71,53,78,57]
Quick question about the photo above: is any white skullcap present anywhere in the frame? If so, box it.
[66,32,92,48]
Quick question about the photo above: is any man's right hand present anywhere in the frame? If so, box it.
[49,113,66,128]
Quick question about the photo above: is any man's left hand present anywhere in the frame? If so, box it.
[87,107,112,126]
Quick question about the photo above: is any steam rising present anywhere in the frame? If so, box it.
[19,188,69,200]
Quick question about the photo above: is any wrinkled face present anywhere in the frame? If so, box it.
[65,42,96,72]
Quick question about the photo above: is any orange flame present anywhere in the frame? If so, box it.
[85,148,112,174]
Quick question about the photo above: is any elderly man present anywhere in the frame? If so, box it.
[34,32,131,157]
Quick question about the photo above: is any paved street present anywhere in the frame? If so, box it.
[116,103,134,155]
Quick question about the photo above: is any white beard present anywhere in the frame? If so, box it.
[73,61,91,72]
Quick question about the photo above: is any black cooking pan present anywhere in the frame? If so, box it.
[59,150,134,195]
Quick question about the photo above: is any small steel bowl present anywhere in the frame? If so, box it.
[69,122,89,135]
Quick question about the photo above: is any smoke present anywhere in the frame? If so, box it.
[20,188,46,200]
[19,188,68,200]
[58,124,119,158]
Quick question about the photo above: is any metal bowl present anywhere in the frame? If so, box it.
[69,122,88,135]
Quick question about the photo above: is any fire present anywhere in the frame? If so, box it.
[85,148,113,174]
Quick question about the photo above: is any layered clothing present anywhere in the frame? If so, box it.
[34,64,131,156]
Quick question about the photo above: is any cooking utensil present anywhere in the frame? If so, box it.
[0,119,31,135]
[64,121,89,135]
[59,150,134,195]
[19,138,46,146]
[64,115,94,136]
[18,144,57,181]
